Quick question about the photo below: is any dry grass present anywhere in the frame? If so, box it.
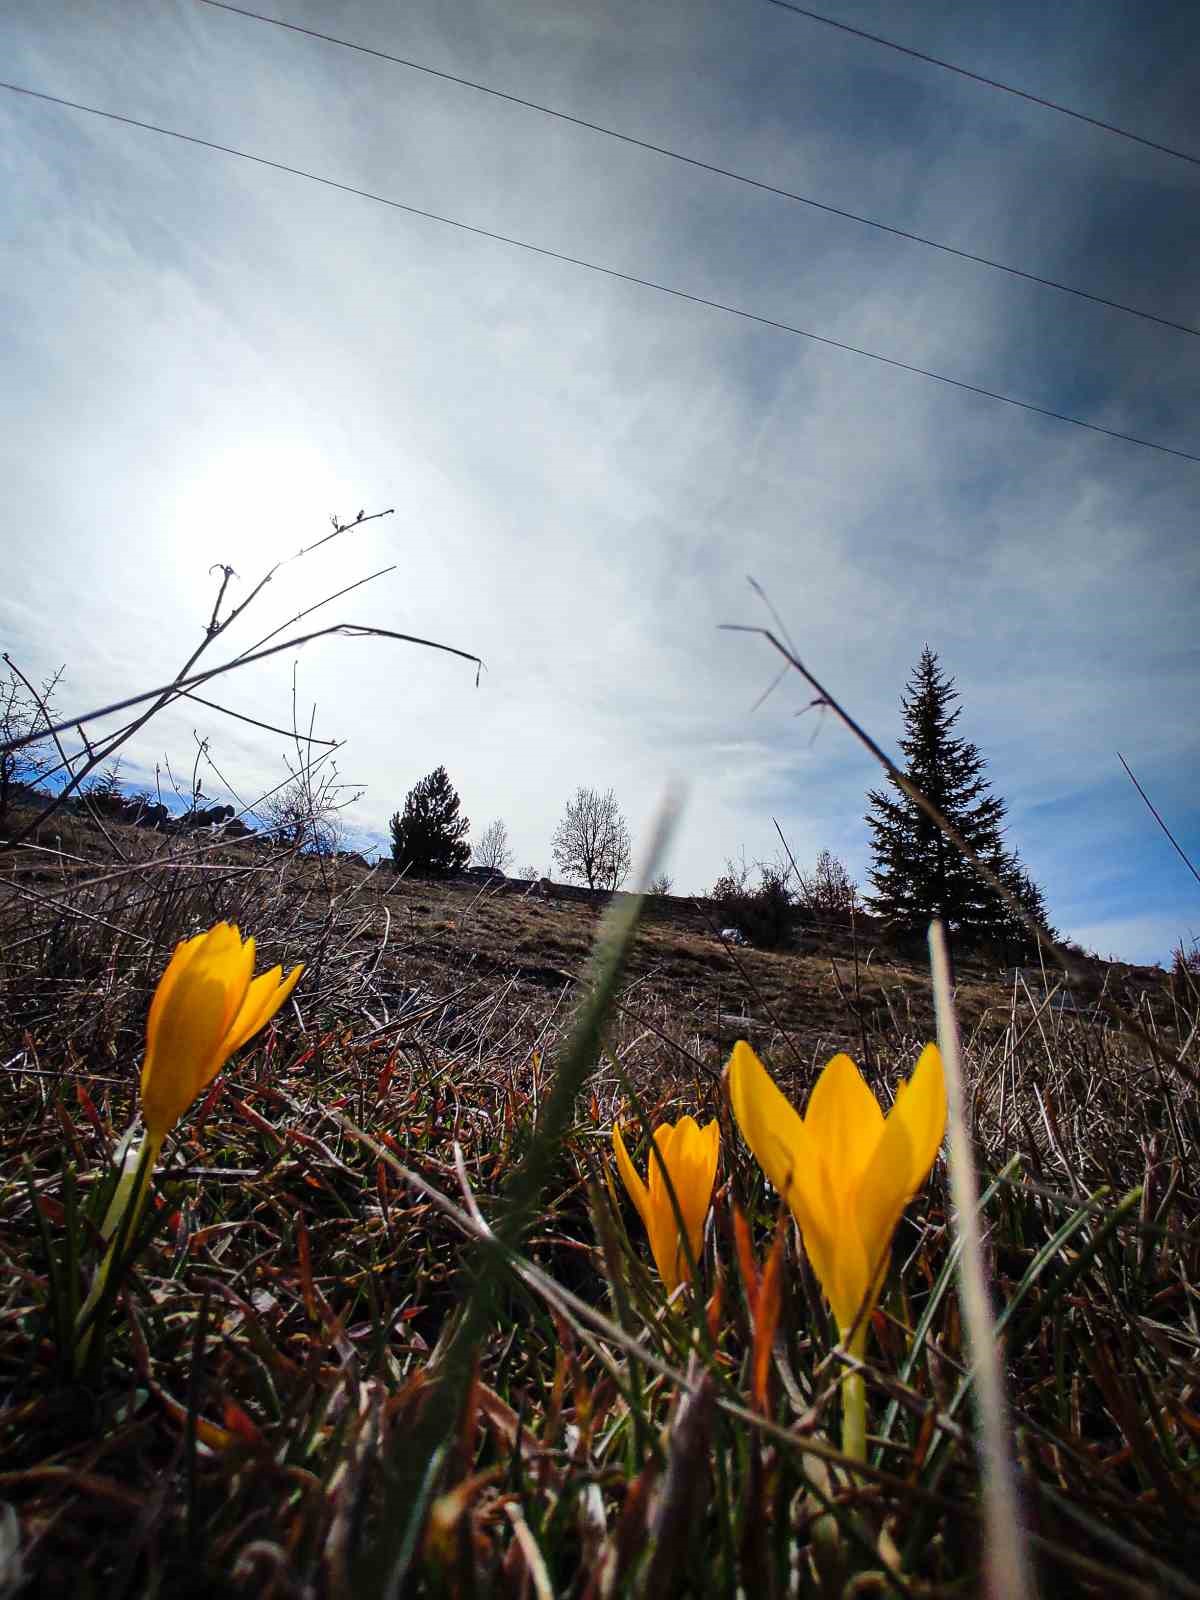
[2,803,1198,1596]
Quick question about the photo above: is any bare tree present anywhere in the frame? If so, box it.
[647,871,674,895]
[794,848,859,920]
[551,786,632,891]
[0,662,66,830]
[519,862,540,881]
[473,818,513,874]
[255,755,361,857]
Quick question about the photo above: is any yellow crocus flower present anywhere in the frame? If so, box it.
[725,1041,945,1340]
[76,923,301,1369]
[612,1115,720,1294]
[140,921,302,1147]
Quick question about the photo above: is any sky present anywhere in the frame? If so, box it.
[2,0,1197,965]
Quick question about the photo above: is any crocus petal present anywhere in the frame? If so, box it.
[825,1223,876,1337]
[800,1056,886,1329]
[661,1116,720,1283]
[646,1123,688,1291]
[145,930,208,1053]
[889,1044,947,1193]
[645,1122,683,1215]
[676,1118,720,1252]
[851,1110,915,1331]
[648,1118,688,1221]
[851,1053,938,1293]
[219,929,257,1036]
[221,963,303,1056]
[803,1053,885,1199]
[724,1042,811,1209]
[612,1122,651,1232]
[726,1042,843,1312]
[727,1037,945,1340]
[613,1115,720,1295]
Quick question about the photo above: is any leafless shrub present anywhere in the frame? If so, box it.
[0,661,66,831]
[793,847,859,920]
[709,853,797,950]
[253,757,361,857]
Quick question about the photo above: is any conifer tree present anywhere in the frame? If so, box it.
[993,850,1056,965]
[865,647,1031,948]
[389,766,470,878]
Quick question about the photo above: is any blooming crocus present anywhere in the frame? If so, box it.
[140,921,302,1153]
[76,923,301,1368]
[725,1042,945,1342]
[725,1041,945,1459]
[612,1115,720,1295]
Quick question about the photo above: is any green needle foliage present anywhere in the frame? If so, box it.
[389,765,472,879]
[866,646,1052,961]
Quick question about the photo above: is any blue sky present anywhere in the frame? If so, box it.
[1,0,1197,963]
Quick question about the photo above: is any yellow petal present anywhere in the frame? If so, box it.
[676,1117,720,1231]
[645,1123,688,1291]
[803,1053,885,1199]
[612,1122,651,1232]
[645,1121,682,1214]
[852,1046,944,1329]
[851,1110,914,1331]
[217,931,257,1040]
[662,1116,720,1282]
[145,930,208,1053]
[221,963,303,1056]
[800,1055,885,1329]
[142,973,241,1137]
[726,1041,842,1317]
[889,1044,947,1193]
[724,1042,809,1208]
[825,1218,876,1336]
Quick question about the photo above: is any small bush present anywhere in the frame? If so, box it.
[710,857,801,950]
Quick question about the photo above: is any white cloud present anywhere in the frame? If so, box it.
[2,0,1196,961]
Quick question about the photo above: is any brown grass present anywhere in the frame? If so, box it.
[1,802,1197,1596]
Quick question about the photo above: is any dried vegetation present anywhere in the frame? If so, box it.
[1,803,1198,1596]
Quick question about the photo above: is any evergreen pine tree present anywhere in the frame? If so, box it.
[993,851,1056,965]
[389,766,470,878]
[865,647,1027,948]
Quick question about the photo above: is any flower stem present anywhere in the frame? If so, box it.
[74,1129,162,1372]
[841,1324,868,1464]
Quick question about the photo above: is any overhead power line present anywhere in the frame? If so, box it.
[766,0,1200,169]
[4,79,1197,465]
[196,0,1197,340]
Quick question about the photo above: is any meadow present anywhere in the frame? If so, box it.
[1,799,1197,1597]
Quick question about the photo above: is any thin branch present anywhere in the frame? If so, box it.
[230,563,398,665]
[0,624,483,757]
[176,691,340,746]
[1117,751,1200,890]
[284,506,394,566]
[205,563,237,637]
